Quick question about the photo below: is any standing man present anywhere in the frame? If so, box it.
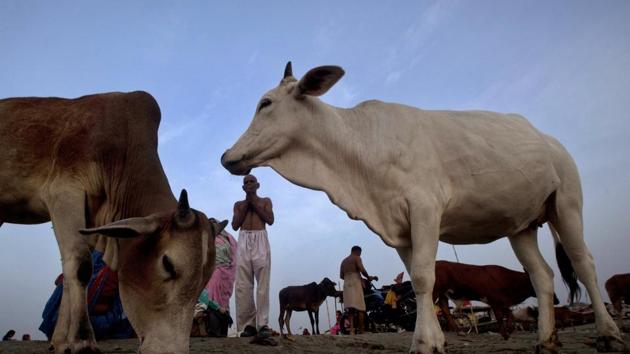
[232,174,274,337]
[340,246,377,334]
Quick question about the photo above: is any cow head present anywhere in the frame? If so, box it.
[221,61,345,175]
[319,277,338,297]
[80,190,227,354]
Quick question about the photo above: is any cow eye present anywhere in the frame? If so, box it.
[162,255,177,279]
[257,98,272,113]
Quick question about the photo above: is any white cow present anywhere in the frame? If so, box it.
[221,62,626,353]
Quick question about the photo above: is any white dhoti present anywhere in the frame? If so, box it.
[235,229,271,331]
[343,272,366,312]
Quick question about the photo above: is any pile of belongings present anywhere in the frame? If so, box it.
[39,251,134,340]
[191,288,233,337]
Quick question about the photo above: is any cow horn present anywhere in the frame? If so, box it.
[176,189,195,227]
[284,61,293,78]
[177,189,190,213]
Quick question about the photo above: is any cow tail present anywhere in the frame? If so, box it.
[550,224,581,304]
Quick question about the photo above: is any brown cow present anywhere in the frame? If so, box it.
[433,260,559,339]
[278,277,338,336]
[514,305,595,329]
[605,273,630,327]
[554,306,595,328]
[0,92,227,354]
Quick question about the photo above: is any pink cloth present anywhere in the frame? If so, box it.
[205,231,238,310]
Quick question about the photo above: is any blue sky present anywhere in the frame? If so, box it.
[1,0,630,339]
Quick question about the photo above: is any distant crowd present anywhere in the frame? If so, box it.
[2,330,30,341]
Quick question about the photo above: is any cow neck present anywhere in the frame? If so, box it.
[91,153,176,271]
[98,151,177,223]
[267,103,382,233]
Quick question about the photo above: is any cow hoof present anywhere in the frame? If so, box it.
[409,349,445,354]
[596,336,626,352]
[409,342,446,354]
[535,343,560,354]
[72,340,102,354]
[76,348,102,354]
[49,341,101,354]
[50,344,71,354]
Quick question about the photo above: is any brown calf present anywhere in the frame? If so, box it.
[433,260,559,339]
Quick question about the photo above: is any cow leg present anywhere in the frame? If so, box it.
[285,309,293,336]
[308,310,315,335]
[45,187,99,354]
[606,285,625,333]
[438,296,458,333]
[610,296,624,330]
[51,277,72,352]
[492,306,512,340]
[396,208,444,354]
[506,308,514,338]
[608,294,621,320]
[508,227,558,351]
[550,199,625,352]
[314,308,320,335]
[278,306,285,336]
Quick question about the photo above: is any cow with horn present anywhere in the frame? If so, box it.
[221,62,626,353]
[0,91,227,354]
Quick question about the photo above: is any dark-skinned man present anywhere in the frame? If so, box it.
[340,245,377,334]
[232,174,274,337]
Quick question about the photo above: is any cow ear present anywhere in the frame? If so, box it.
[79,215,161,238]
[297,65,345,97]
[210,219,228,237]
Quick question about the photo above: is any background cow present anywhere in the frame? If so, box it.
[433,260,559,339]
[0,91,227,354]
[278,277,338,336]
[221,62,625,353]
[514,305,596,329]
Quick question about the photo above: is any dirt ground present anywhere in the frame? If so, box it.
[1,321,628,353]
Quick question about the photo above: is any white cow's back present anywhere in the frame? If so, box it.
[334,101,565,245]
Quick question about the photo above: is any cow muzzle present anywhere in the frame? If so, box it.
[220,150,251,175]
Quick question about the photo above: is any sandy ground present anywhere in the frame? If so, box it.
[1,321,628,353]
